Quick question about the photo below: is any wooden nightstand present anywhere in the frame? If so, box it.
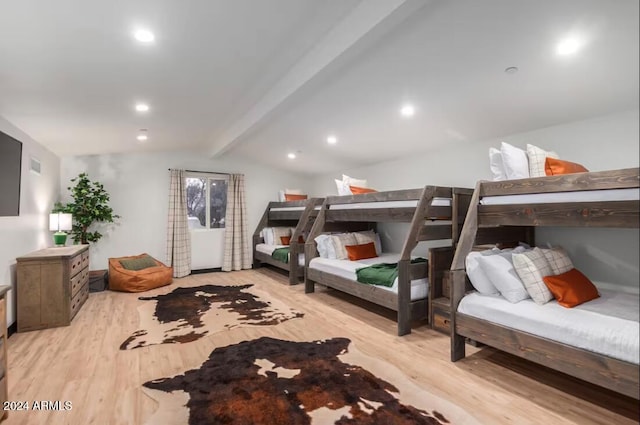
[427,249,453,335]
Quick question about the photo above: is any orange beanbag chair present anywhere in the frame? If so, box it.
[108,253,173,292]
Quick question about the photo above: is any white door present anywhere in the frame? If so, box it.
[185,173,229,270]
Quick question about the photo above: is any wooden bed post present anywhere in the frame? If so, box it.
[252,201,273,269]
[305,200,328,293]
[450,182,481,361]
[397,259,411,336]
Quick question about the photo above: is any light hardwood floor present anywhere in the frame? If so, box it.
[4,269,638,425]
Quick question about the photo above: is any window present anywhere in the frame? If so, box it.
[185,173,228,230]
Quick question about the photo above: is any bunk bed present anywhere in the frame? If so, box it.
[305,186,473,336]
[449,167,640,399]
[253,198,324,284]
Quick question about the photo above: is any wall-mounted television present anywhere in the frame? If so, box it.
[0,130,23,216]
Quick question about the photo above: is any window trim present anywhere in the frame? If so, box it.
[185,172,229,231]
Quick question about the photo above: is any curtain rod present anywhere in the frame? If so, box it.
[168,168,231,175]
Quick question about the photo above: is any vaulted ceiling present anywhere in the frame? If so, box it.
[1,0,638,174]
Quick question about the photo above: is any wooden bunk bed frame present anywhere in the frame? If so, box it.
[449,167,640,399]
[305,186,473,336]
[252,198,324,284]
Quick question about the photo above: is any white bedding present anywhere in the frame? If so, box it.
[480,188,639,205]
[458,290,640,364]
[308,253,429,301]
[329,198,450,210]
[270,205,322,212]
[255,243,304,266]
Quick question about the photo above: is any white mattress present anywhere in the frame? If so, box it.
[480,188,639,205]
[458,290,640,364]
[308,253,429,301]
[270,205,322,212]
[329,198,450,210]
[255,243,304,266]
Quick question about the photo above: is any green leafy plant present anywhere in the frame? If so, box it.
[54,173,120,244]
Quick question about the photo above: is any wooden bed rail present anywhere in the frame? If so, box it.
[479,167,639,196]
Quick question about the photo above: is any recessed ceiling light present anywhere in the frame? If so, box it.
[135,103,150,112]
[327,135,338,145]
[287,153,296,159]
[134,29,155,43]
[556,37,581,55]
[400,104,415,118]
[137,130,148,142]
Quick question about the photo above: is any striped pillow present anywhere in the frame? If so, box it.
[526,144,559,178]
[512,248,554,304]
[330,233,358,260]
[541,247,574,275]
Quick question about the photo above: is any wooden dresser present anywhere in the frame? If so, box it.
[0,286,9,420]
[16,245,90,332]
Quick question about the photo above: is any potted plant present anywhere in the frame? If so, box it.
[54,173,120,245]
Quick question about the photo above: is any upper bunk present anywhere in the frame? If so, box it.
[314,186,474,256]
[452,167,640,270]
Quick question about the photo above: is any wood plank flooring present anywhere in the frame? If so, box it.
[4,269,638,424]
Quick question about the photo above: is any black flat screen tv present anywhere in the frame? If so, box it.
[0,130,23,216]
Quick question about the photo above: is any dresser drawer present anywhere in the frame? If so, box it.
[81,250,90,270]
[70,282,89,320]
[432,309,451,334]
[69,267,89,298]
[69,254,83,278]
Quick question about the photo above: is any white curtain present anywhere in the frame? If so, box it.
[166,169,191,277]
[223,173,251,271]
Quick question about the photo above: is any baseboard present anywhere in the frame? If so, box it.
[191,268,222,274]
[8,322,17,337]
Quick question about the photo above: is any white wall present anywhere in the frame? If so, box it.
[60,152,314,271]
[310,109,640,291]
[0,116,60,326]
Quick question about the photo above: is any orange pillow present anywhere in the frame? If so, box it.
[545,158,589,176]
[349,186,377,194]
[542,268,599,308]
[280,235,304,245]
[284,193,308,201]
[345,242,378,261]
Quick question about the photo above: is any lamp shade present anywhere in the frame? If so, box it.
[49,213,73,232]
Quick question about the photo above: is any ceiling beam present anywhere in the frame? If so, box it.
[207,0,428,158]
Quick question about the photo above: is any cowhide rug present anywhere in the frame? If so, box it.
[120,284,303,350]
[143,337,480,425]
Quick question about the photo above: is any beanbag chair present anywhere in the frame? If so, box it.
[108,253,173,292]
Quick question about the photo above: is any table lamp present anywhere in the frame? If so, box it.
[49,213,73,246]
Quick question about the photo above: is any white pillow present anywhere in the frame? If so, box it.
[314,234,331,258]
[500,142,529,180]
[262,228,274,245]
[342,174,367,188]
[277,190,286,202]
[353,230,382,255]
[329,233,358,260]
[466,249,501,295]
[335,179,352,196]
[526,144,559,178]
[477,252,530,303]
[512,248,554,305]
[285,188,303,194]
[489,147,507,181]
[541,246,573,275]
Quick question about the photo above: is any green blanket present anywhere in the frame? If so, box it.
[272,247,290,264]
[355,258,427,287]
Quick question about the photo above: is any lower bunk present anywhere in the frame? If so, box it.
[254,243,305,279]
[452,285,640,399]
[306,247,452,335]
